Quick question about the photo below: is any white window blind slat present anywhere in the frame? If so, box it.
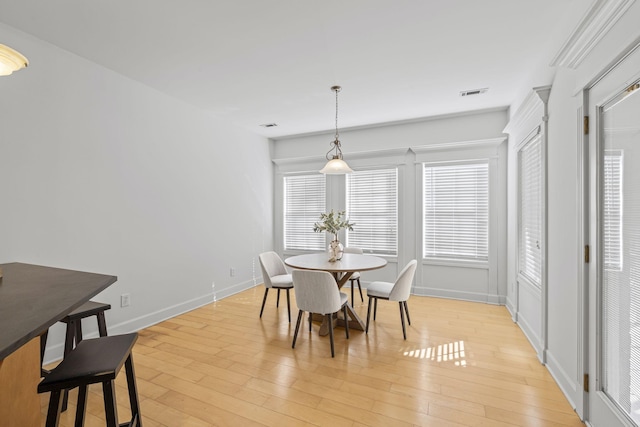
[423,162,489,261]
[346,169,398,255]
[284,174,326,251]
[603,150,622,270]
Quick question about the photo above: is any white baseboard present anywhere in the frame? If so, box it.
[505,298,517,321]
[545,350,579,411]
[214,279,258,301]
[515,313,544,363]
[411,285,506,305]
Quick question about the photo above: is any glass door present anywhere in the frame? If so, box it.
[588,44,640,426]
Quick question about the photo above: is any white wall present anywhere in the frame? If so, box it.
[0,24,273,362]
[505,0,640,420]
[273,109,508,303]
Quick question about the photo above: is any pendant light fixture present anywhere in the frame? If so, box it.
[0,44,28,76]
[320,85,353,174]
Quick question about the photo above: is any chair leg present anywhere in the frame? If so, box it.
[357,279,364,302]
[45,389,63,427]
[403,301,411,325]
[61,321,76,412]
[124,354,142,426]
[399,302,407,340]
[343,305,349,339]
[308,312,312,332]
[327,314,335,357]
[75,384,88,427]
[286,288,291,323]
[351,281,355,306]
[292,310,303,348]
[259,288,269,318]
[75,319,84,343]
[276,288,281,308]
[373,298,378,321]
[102,380,119,427]
[40,330,49,377]
[365,297,373,334]
[97,311,108,337]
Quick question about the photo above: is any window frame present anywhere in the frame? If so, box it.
[345,167,399,256]
[421,159,490,265]
[282,173,326,252]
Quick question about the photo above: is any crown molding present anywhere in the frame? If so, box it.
[550,0,635,69]
[504,86,551,134]
[410,137,506,154]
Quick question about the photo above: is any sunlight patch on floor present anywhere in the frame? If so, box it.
[403,340,466,366]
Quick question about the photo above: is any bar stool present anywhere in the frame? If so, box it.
[38,333,142,427]
[40,300,111,410]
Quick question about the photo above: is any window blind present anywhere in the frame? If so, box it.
[518,135,542,287]
[603,150,622,271]
[346,168,398,255]
[283,174,326,251]
[423,162,488,261]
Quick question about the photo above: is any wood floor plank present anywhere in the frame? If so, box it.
[40,287,584,426]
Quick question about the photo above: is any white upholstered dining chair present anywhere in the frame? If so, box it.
[258,251,293,323]
[343,247,364,305]
[365,259,417,340]
[292,270,349,357]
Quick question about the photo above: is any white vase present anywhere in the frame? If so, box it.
[328,239,344,262]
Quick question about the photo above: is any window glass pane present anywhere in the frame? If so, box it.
[601,85,640,425]
[423,162,488,261]
[284,174,326,251]
[519,135,542,287]
[346,169,398,255]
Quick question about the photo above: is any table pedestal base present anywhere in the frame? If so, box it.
[314,304,365,336]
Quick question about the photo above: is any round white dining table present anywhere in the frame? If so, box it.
[285,253,387,335]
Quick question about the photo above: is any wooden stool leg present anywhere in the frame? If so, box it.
[102,380,119,427]
[75,319,84,343]
[40,330,50,377]
[97,312,108,337]
[75,384,88,427]
[45,389,63,427]
[124,354,143,427]
[64,320,76,356]
[61,320,77,412]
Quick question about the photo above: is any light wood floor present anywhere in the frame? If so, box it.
[42,286,585,426]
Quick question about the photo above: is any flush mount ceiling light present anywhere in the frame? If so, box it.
[0,44,29,76]
[320,85,353,174]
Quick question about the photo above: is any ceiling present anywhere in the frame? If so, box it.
[0,0,587,138]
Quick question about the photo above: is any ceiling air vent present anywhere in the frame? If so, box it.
[260,123,278,128]
[460,88,488,97]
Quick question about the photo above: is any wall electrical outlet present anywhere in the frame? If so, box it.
[230,267,236,277]
[121,293,131,307]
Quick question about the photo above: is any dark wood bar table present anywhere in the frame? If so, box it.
[0,262,117,426]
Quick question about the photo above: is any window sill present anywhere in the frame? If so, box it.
[422,258,489,269]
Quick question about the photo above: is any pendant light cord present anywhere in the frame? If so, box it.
[334,86,340,141]
[326,85,343,160]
